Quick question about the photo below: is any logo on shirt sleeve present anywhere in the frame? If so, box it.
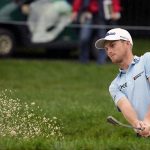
[119,82,127,91]
[133,71,144,80]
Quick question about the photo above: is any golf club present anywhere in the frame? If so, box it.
[107,116,142,131]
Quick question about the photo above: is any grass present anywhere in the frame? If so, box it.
[0,39,150,149]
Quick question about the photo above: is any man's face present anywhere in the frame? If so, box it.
[104,40,130,64]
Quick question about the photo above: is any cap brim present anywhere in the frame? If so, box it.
[95,39,106,49]
[95,37,121,49]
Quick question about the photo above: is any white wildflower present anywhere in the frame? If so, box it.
[0,90,64,140]
[53,117,57,119]
[31,102,35,106]
[10,130,17,136]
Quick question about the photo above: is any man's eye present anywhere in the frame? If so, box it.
[110,43,115,48]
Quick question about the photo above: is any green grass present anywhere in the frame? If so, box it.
[0,39,150,149]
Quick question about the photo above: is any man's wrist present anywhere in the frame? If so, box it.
[131,119,141,128]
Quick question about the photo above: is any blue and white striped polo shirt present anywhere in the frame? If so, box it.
[109,52,150,120]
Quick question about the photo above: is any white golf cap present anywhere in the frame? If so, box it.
[95,28,133,49]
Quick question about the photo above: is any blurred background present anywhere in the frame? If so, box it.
[0,0,150,60]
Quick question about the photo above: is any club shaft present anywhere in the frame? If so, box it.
[107,116,142,130]
[118,122,141,130]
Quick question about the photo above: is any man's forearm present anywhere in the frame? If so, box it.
[117,97,139,127]
[145,78,150,123]
[144,106,150,124]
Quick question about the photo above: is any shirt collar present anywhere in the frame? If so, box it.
[119,55,140,76]
[131,55,140,64]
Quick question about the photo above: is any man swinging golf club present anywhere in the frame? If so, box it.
[95,28,150,137]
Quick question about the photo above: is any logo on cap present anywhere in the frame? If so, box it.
[105,32,116,37]
[120,36,128,40]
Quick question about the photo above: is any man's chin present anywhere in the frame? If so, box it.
[110,58,116,63]
[111,59,119,64]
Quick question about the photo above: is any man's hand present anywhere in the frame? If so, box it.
[21,4,30,15]
[111,12,121,20]
[134,121,150,137]
[71,12,78,22]
[141,105,150,137]
[140,121,150,137]
[133,120,145,132]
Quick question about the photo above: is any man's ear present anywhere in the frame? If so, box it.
[126,41,133,50]
[126,41,131,45]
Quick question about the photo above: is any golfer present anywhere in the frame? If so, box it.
[95,28,150,137]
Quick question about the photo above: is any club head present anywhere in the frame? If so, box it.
[107,116,120,126]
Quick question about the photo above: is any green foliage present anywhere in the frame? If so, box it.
[133,38,150,55]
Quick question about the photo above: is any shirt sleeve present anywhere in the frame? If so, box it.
[72,0,82,12]
[112,0,122,13]
[143,52,150,78]
[109,78,126,106]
